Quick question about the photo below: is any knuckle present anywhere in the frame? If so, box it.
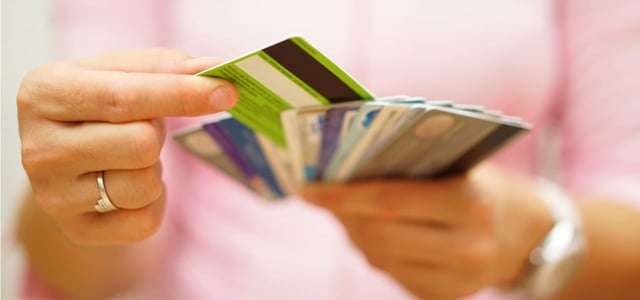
[136,167,164,202]
[34,193,67,216]
[106,75,140,122]
[173,78,202,115]
[16,81,36,115]
[463,239,497,272]
[463,196,496,231]
[16,63,61,114]
[449,239,496,297]
[129,122,163,167]
[21,141,59,175]
[21,143,42,174]
[129,207,162,242]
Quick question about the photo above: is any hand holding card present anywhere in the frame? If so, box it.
[174,36,530,199]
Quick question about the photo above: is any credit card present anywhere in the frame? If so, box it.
[173,126,250,188]
[281,101,364,184]
[197,36,374,147]
[254,133,296,196]
[324,99,425,181]
[281,106,327,185]
[323,103,383,180]
[329,103,418,182]
[350,106,529,180]
[316,105,362,180]
[203,117,284,199]
[437,118,530,177]
[339,110,358,144]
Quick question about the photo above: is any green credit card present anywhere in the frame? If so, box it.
[197,36,374,147]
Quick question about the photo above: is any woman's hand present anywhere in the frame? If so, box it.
[300,165,553,299]
[18,49,238,246]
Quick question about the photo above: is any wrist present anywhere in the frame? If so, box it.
[491,175,555,286]
[504,178,586,299]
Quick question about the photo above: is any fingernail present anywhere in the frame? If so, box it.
[210,85,238,111]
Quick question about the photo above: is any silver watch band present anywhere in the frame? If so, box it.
[516,178,586,299]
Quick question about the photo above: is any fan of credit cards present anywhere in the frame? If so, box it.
[174,36,531,199]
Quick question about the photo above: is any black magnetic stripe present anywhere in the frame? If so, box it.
[262,39,362,103]
[437,125,524,177]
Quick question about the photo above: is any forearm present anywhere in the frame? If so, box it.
[555,199,640,299]
[17,192,162,299]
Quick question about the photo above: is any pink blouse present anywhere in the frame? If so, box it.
[25,0,640,299]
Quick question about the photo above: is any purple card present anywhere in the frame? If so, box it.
[315,106,360,180]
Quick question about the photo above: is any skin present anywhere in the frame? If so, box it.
[301,166,555,299]
[300,168,640,300]
[16,49,640,299]
[17,49,238,298]
[18,49,237,246]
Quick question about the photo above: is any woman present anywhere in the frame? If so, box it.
[17,0,640,299]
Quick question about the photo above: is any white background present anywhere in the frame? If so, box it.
[2,0,53,297]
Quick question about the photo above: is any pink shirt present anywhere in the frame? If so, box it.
[26,0,640,298]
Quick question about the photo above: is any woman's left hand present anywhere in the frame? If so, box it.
[300,164,553,300]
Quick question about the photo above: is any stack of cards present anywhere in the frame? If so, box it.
[174,37,530,199]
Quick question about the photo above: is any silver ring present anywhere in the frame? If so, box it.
[95,171,118,213]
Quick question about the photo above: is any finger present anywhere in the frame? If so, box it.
[76,48,221,74]
[23,120,165,175]
[338,217,456,265]
[60,186,167,245]
[367,258,478,300]
[72,163,163,212]
[301,179,476,225]
[22,64,238,122]
[98,164,164,210]
[344,217,496,296]
[39,164,164,216]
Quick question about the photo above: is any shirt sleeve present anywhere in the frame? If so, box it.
[557,0,640,208]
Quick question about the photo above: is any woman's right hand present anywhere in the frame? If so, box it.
[17,49,238,246]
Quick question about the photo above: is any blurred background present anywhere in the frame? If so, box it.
[2,0,53,297]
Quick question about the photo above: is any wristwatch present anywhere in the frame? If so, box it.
[517,178,586,299]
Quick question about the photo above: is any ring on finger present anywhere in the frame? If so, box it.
[95,170,118,213]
